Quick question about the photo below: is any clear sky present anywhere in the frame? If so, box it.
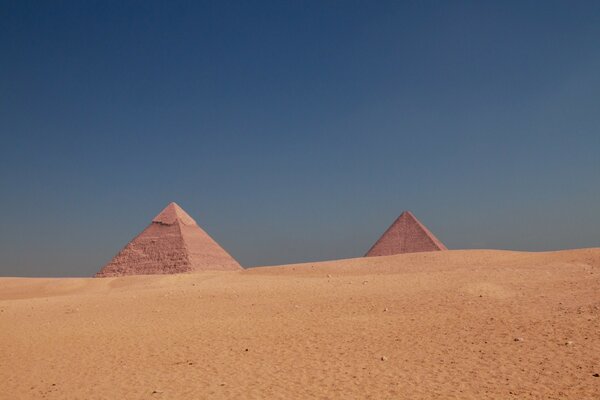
[1,1,599,277]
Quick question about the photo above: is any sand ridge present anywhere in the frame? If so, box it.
[1,248,599,399]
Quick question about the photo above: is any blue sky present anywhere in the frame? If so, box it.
[1,1,599,276]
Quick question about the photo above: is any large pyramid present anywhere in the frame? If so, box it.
[365,211,447,257]
[96,202,242,277]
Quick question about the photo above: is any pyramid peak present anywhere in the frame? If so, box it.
[366,210,447,256]
[96,202,241,276]
[396,211,421,224]
[152,202,197,226]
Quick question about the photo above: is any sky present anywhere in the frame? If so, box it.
[1,1,599,277]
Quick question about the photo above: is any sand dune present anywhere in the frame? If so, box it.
[1,249,599,399]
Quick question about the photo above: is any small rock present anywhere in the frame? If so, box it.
[565,341,574,346]
[381,356,387,361]
[593,373,599,377]
[327,274,332,278]
[514,337,524,342]
[245,348,249,352]
[383,308,388,312]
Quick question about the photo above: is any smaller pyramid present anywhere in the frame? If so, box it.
[96,202,242,277]
[365,211,447,257]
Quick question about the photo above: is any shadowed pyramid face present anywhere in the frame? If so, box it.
[96,202,242,277]
[365,211,447,257]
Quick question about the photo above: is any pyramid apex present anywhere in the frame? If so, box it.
[366,210,447,256]
[397,210,419,222]
[96,202,241,276]
[152,202,197,226]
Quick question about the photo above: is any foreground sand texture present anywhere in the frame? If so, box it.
[1,249,599,399]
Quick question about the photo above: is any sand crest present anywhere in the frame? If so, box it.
[1,249,599,399]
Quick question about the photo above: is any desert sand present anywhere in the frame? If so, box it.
[1,249,599,399]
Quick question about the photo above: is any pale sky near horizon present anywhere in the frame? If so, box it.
[1,1,599,277]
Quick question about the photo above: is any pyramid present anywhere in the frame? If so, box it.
[365,211,447,257]
[96,202,242,277]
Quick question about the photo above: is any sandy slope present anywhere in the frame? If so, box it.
[1,249,599,399]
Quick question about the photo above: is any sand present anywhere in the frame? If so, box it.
[1,249,599,399]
